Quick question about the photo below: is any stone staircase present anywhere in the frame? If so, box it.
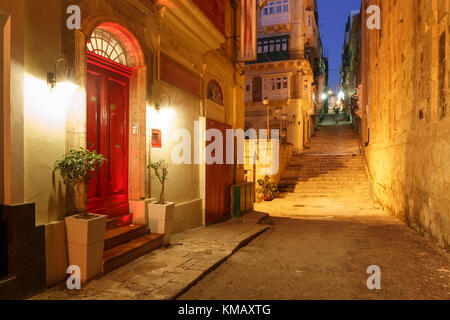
[102,214,164,275]
[279,153,369,198]
[255,125,377,217]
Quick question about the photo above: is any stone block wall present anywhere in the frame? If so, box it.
[360,0,450,250]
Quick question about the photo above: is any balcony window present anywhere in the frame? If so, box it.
[253,35,290,63]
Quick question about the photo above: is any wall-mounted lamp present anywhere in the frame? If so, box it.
[154,102,161,113]
[47,72,56,89]
[47,55,70,90]
[153,94,172,113]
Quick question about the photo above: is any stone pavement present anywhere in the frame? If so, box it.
[30,212,269,300]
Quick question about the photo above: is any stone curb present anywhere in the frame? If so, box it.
[159,224,271,300]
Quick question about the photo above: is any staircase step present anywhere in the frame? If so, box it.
[104,224,148,250]
[102,233,164,275]
[107,213,133,230]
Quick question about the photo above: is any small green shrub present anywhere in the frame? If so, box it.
[256,175,279,201]
[53,148,106,184]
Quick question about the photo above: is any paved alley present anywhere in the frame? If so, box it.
[30,213,269,300]
[179,125,450,300]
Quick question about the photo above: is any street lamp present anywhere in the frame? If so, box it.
[263,97,270,141]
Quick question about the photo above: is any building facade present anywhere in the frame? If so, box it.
[244,0,327,153]
[340,10,361,119]
[0,0,245,298]
[356,0,450,251]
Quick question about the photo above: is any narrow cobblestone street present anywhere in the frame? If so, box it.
[179,125,450,300]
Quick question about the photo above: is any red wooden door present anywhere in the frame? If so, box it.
[86,52,132,218]
[205,119,232,224]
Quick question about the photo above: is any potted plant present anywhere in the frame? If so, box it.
[147,160,174,245]
[256,175,279,201]
[54,148,106,281]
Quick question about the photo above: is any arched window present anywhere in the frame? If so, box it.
[207,80,224,105]
[87,28,129,66]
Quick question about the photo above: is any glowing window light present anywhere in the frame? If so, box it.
[87,28,129,66]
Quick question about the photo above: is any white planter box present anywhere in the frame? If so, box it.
[65,213,107,281]
[148,202,175,245]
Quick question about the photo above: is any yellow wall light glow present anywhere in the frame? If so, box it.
[147,105,175,130]
[24,73,80,133]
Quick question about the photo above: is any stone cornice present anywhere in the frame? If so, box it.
[262,23,291,34]
[244,59,313,76]
[155,0,226,54]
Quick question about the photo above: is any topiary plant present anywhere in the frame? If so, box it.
[54,148,106,218]
[148,159,169,205]
[54,148,106,184]
[256,175,279,201]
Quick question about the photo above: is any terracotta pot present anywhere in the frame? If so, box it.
[65,213,107,281]
[73,179,87,214]
[262,194,275,201]
[147,202,175,245]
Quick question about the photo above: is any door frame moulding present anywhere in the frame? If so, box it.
[0,12,11,205]
[72,19,148,209]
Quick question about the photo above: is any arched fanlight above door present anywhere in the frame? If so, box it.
[207,80,224,105]
[87,28,129,66]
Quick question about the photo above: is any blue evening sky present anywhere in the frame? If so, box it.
[316,0,362,87]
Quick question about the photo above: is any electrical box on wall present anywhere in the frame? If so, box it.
[151,129,162,148]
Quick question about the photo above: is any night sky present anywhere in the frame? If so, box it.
[316,0,362,88]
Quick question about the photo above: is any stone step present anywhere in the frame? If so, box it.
[107,213,133,230]
[286,167,366,174]
[292,180,369,184]
[289,171,367,174]
[283,193,369,198]
[293,182,368,187]
[280,180,369,186]
[289,174,367,179]
[287,163,364,170]
[102,233,164,275]
[292,156,362,160]
[289,172,367,176]
[288,158,364,162]
[104,224,148,250]
[289,189,369,193]
[291,161,363,164]
[286,188,369,193]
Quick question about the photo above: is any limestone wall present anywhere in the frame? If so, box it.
[360,0,450,250]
